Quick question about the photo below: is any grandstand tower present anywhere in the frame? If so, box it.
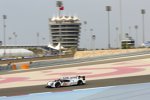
[49,16,81,49]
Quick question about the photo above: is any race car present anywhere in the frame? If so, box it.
[46,76,86,88]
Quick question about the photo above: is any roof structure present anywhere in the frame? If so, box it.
[51,16,79,22]
[48,42,65,50]
[0,48,34,57]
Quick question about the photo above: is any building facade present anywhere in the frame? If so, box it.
[49,16,81,49]
[121,33,135,49]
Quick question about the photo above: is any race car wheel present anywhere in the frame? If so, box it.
[77,80,83,85]
[55,82,61,88]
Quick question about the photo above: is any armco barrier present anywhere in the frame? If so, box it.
[0,65,11,71]
[0,63,31,71]
[0,64,17,71]
[11,64,17,70]
[20,64,30,69]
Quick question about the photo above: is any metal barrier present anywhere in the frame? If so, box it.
[0,65,12,71]
[1,50,150,71]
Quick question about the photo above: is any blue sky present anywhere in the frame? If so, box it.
[0,0,149,49]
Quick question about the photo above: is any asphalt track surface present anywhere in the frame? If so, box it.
[1,51,150,96]
[1,75,150,96]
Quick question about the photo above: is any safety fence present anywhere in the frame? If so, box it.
[0,63,31,71]
[1,50,150,72]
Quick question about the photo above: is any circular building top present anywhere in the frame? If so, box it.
[50,16,80,22]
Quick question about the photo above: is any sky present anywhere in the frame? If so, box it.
[0,0,150,49]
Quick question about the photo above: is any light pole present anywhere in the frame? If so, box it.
[13,32,17,45]
[141,9,146,44]
[119,0,123,48]
[134,25,138,47]
[83,21,88,49]
[115,27,119,48]
[42,37,45,45]
[90,28,93,50]
[15,34,17,45]
[128,26,131,35]
[8,37,12,45]
[106,6,112,49]
[36,32,40,46]
[92,34,96,50]
[3,15,7,57]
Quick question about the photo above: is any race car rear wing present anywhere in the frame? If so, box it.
[61,76,86,80]
[78,76,85,80]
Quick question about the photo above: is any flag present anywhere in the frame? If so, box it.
[59,6,64,10]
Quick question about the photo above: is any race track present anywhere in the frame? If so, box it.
[0,54,150,96]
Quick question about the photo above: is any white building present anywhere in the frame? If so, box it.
[49,16,81,49]
[0,48,34,58]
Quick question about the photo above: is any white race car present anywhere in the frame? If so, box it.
[46,76,86,88]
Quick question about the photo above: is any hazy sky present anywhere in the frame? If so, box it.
[0,0,149,49]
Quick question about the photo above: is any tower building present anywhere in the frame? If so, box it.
[49,16,81,49]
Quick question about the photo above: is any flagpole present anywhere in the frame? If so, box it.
[58,7,61,17]
[56,1,63,57]
[57,1,63,17]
